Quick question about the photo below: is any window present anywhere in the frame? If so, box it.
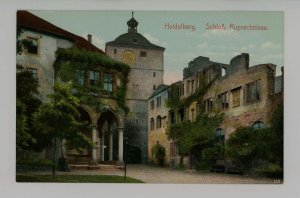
[76,70,85,86]
[156,96,161,108]
[153,85,156,90]
[103,73,113,93]
[140,51,147,57]
[252,121,265,130]
[204,98,213,114]
[221,68,226,77]
[26,37,38,55]
[215,128,225,146]
[232,87,241,107]
[156,116,162,129]
[178,84,184,97]
[27,68,37,79]
[191,80,195,94]
[150,118,155,131]
[178,107,185,122]
[114,49,117,54]
[153,72,156,77]
[89,71,99,86]
[245,80,261,102]
[150,100,155,111]
[218,92,229,110]
[169,110,175,124]
[186,80,191,95]
[205,68,213,83]
[196,103,201,116]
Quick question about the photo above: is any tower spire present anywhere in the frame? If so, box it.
[127,11,138,33]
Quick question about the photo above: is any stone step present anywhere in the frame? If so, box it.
[68,164,124,171]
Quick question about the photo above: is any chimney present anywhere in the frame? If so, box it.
[87,34,92,43]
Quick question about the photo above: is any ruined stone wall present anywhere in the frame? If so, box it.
[187,63,278,139]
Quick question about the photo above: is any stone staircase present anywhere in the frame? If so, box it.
[68,163,124,171]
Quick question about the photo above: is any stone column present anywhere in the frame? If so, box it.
[92,125,98,164]
[118,128,124,162]
[109,128,113,161]
[101,136,105,161]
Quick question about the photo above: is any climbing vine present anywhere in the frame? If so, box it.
[165,71,223,155]
[54,48,130,114]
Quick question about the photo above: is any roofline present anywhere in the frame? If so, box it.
[148,85,170,100]
[106,42,165,51]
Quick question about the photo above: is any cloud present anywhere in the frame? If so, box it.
[143,33,167,46]
[82,33,106,51]
[261,41,280,50]
[241,44,256,51]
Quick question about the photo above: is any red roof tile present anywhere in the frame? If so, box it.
[17,10,104,54]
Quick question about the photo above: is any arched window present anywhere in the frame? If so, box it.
[215,128,225,145]
[156,116,162,129]
[252,121,265,130]
[150,118,155,131]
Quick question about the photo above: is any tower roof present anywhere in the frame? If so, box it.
[106,12,165,51]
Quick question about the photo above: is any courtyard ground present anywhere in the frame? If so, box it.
[17,164,277,184]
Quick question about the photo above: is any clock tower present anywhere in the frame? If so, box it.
[105,12,165,163]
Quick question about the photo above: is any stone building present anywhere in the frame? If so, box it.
[148,84,171,164]
[17,11,128,165]
[106,13,165,163]
[148,53,283,168]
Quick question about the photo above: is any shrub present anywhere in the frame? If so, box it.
[255,164,283,179]
[151,143,166,167]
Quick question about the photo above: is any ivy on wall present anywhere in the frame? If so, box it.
[165,71,222,155]
[54,48,130,114]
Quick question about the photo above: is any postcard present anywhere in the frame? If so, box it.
[16,10,283,184]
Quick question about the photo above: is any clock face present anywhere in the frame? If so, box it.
[121,50,136,65]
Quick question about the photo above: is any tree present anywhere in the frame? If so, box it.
[33,81,92,175]
[225,127,259,171]
[151,142,166,167]
[16,67,41,153]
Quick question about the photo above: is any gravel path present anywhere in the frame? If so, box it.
[20,164,275,184]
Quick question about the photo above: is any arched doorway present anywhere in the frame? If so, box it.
[97,108,120,162]
[66,107,93,164]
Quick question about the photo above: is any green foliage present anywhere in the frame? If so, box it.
[16,174,144,183]
[255,163,283,179]
[151,143,166,167]
[16,67,41,151]
[54,48,130,114]
[33,81,92,152]
[226,127,259,170]
[167,114,224,154]
[16,26,32,55]
[165,73,216,110]
[226,104,283,173]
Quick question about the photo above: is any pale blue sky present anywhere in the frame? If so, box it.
[31,11,283,84]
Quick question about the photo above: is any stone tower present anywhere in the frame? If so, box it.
[105,12,165,163]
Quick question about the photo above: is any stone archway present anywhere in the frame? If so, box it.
[66,106,93,164]
[87,106,125,164]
